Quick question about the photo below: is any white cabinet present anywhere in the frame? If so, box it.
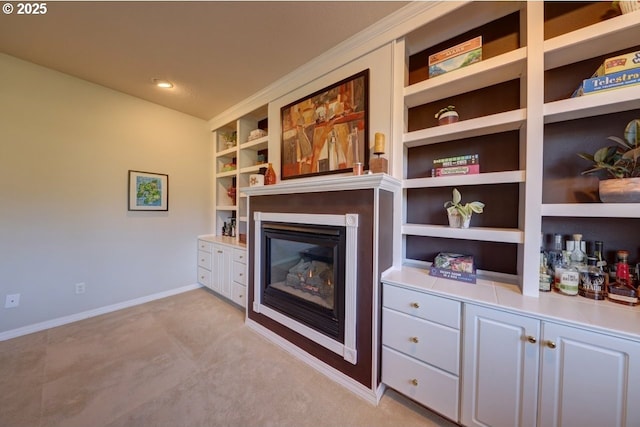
[461,304,540,427]
[381,283,461,421]
[539,322,640,427]
[462,303,640,427]
[197,238,246,307]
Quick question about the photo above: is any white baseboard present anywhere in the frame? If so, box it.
[0,284,203,341]
[246,318,382,406]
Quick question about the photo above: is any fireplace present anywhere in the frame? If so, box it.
[261,222,346,342]
[253,211,359,364]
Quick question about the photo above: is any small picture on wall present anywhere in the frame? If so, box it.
[280,69,369,180]
[128,170,168,211]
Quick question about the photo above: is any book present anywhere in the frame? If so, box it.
[431,252,476,284]
[582,68,640,94]
[430,267,477,284]
[432,164,480,177]
[428,36,483,78]
[433,154,479,169]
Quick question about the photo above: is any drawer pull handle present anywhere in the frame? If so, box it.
[410,378,418,386]
[217,250,223,254]
[410,302,420,309]
[546,340,557,349]
[526,336,537,344]
[410,336,419,344]
[239,273,243,277]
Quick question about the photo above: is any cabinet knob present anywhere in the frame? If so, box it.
[409,336,419,343]
[239,273,243,277]
[217,250,223,254]
[526,335,537,344]
[410,378,418,386]
[546,340,557,349]
[410,302,420,309]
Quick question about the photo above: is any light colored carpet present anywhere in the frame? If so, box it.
[0,288,459,427]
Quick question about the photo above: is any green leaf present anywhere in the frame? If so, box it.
[452,188,461,205]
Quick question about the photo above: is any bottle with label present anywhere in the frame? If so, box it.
[579,256,607,300]
[557,251,580,296]
[539,233,552,292]
[569,234,586,269]
[607,250,638,306]
[548,234,564,291]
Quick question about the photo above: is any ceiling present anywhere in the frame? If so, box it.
[0,1,409,120]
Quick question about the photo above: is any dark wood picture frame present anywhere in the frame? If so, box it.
[128,170,169,211]
[280,69,369,180]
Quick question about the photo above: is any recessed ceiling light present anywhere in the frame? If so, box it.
[153,79,174,89]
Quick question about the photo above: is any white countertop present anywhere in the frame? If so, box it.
[198,234,246,249]
[382,265,640,342]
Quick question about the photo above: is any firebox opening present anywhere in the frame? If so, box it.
[261,222,346,342]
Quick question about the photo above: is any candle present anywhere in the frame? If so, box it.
[374,132,385,154]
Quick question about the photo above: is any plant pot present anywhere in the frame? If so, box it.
[438,111,459,125]
[448,211,471,228]
[599,178,640,203]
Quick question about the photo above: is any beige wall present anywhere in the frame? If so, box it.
[0,54,212,334]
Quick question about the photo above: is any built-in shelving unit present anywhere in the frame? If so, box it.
[397,1,640,297]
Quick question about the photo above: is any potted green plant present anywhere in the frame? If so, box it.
[435,105,459,125]
[222,131,237,149]
[577,118,640,202]
[444,188,484,228]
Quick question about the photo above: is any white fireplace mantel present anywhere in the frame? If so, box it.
[240,172,401,197]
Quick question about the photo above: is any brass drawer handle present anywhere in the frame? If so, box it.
[527,335,537,344]
[546,340,557,349]
[410,336,419,344]
[410,302,420,309]
[410,378,418,386]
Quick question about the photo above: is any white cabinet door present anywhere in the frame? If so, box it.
[211,244,231,296]
[461,304,540,427]
[539,322,640,427]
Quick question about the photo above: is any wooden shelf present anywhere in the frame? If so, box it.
[240,135,268,150]
[402,223,523,244]
[541,203,640,218]
[240,164,267,174]
[404,48,526,108]
[404,109,526,147]
[216,170,237,178]
[544,11,640,70]
[216,146,237,158]
[404,171,525,189]
[544,85,640,124]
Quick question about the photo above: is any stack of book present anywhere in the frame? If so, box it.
[432,154,479,177]
[572,50,640,97]
[429,252,476,284]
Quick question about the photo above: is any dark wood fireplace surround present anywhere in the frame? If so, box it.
[248,188,394,388]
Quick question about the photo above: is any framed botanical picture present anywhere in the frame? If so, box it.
[128,170,169,211]
[280,69,369,180]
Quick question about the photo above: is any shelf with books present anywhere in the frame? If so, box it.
[404,171,525,189]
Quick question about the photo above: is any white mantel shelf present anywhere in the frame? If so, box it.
[240,172,401,197]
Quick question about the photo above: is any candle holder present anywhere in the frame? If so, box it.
[370,132,388,174]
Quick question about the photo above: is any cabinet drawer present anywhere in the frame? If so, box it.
[233,248,246,264]
[231,282,246,308]
[197,267,211,287]
[383,308,459,375]
[198,240,212,253]
[382,346,458,421]
[233,260,246,285]
[383,284,460,329]
[198,251,212,270]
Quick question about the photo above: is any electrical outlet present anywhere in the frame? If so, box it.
[5,293,20,308]
[75,282,86,294]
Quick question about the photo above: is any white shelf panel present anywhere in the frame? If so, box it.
[240,164,267,174]
[215,205,238,212]
[541,203,640,218]
[240,135,268,150]
[216,170,237,178]
[544,85,640,124]
[544,11,640,70]
[404,171,525,189]
[403,223,524,244]
[404,48,526,108]
[216,147,236,158]
[404,109,526,147]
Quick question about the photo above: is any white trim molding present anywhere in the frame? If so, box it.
[253,211,359,364]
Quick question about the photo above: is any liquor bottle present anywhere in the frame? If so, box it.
[607,250,638,306]
[557,250,579,296]
[264,163,276,185]
[539,233,552,292]
[579,257,607,300]
[548,234,564,291]
[569,234,586,268]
